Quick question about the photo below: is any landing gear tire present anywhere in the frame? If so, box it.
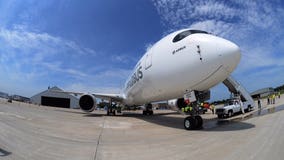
[107,109,116,116]
[143,110,153,115]
[184,116,196,130]
[143,103,153,115]
[184,116,204,130]
[195,115,203,129]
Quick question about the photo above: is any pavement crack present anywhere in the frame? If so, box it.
[94,116,106,160]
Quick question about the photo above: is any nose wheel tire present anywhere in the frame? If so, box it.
[184,116,203,130]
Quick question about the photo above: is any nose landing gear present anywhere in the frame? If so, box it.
[182,90,209,130]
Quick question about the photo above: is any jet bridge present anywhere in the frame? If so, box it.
[223,75,255,108]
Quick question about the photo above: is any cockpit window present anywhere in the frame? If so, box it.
[172,30,208,43]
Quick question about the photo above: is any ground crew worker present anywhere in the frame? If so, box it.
[183,99,190,113]
[189,103,193,113]
[272,94,276,104]
[204,103,209,109]
[238,97,244,114]
[210,104,215,114]
[267,96,270,105]
[278,92,281,99]
[185,105,190,112]
[117,105,122,113]
[185,99,190,104]
[257,97,261,109]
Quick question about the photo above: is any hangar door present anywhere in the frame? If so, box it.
[41,96,70,108]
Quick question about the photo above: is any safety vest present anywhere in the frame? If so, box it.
[185,106,190,112]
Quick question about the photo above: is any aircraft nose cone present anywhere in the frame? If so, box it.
[219,39,241,73]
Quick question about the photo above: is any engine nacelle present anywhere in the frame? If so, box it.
[168,98,186,110]
[168,90,211,110]
[79,94,97,112]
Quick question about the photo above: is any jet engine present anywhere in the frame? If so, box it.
[168,98,186,110]
[167,90,211,109]
[79,94,97,112]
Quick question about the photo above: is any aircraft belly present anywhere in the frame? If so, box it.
[191,65,229,91]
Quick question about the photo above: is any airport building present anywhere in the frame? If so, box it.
[31,86,79,109]
[251,87,275,99]
[0,91,9,99]
[11,95,30,102]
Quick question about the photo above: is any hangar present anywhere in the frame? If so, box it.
[31,86,79,109]
[251,87,275,99]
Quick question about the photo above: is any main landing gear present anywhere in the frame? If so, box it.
[184,115,203,130]
[107,107,116,116]
[142,103,153,115]
[107,100,117,116]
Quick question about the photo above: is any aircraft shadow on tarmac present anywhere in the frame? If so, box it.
[203,120,255,132]
[0,148,11,157]
[83,113,105,117]
[118,111,255,131]
[54,109,86,114]
[81,104,284,131]
[62,109,257,131]
[59,104,284,131]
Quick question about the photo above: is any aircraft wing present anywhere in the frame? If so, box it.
[52,90,124,102]
[91,93,124,102]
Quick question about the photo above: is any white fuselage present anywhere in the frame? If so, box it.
[122,29,241,106]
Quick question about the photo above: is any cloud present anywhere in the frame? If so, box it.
[64,83,123,94]
[189,20,234,37]
[40,62,88,78]
[111,54,136,64]
[63,68,132,94]
[0,26,98,96]
[145,43,153,52]
[0,26,96,56]
[0,25,134,96]
[152,1,238,31]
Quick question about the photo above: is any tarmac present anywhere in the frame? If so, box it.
[0,95,284,160]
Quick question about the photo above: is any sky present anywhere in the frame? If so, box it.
[0,0,284,101]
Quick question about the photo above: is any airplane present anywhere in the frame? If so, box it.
[65,28,241,130]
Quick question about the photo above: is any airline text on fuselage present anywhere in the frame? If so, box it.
[126,66,143,90]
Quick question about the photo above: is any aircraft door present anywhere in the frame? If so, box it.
[145,51,152,70]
